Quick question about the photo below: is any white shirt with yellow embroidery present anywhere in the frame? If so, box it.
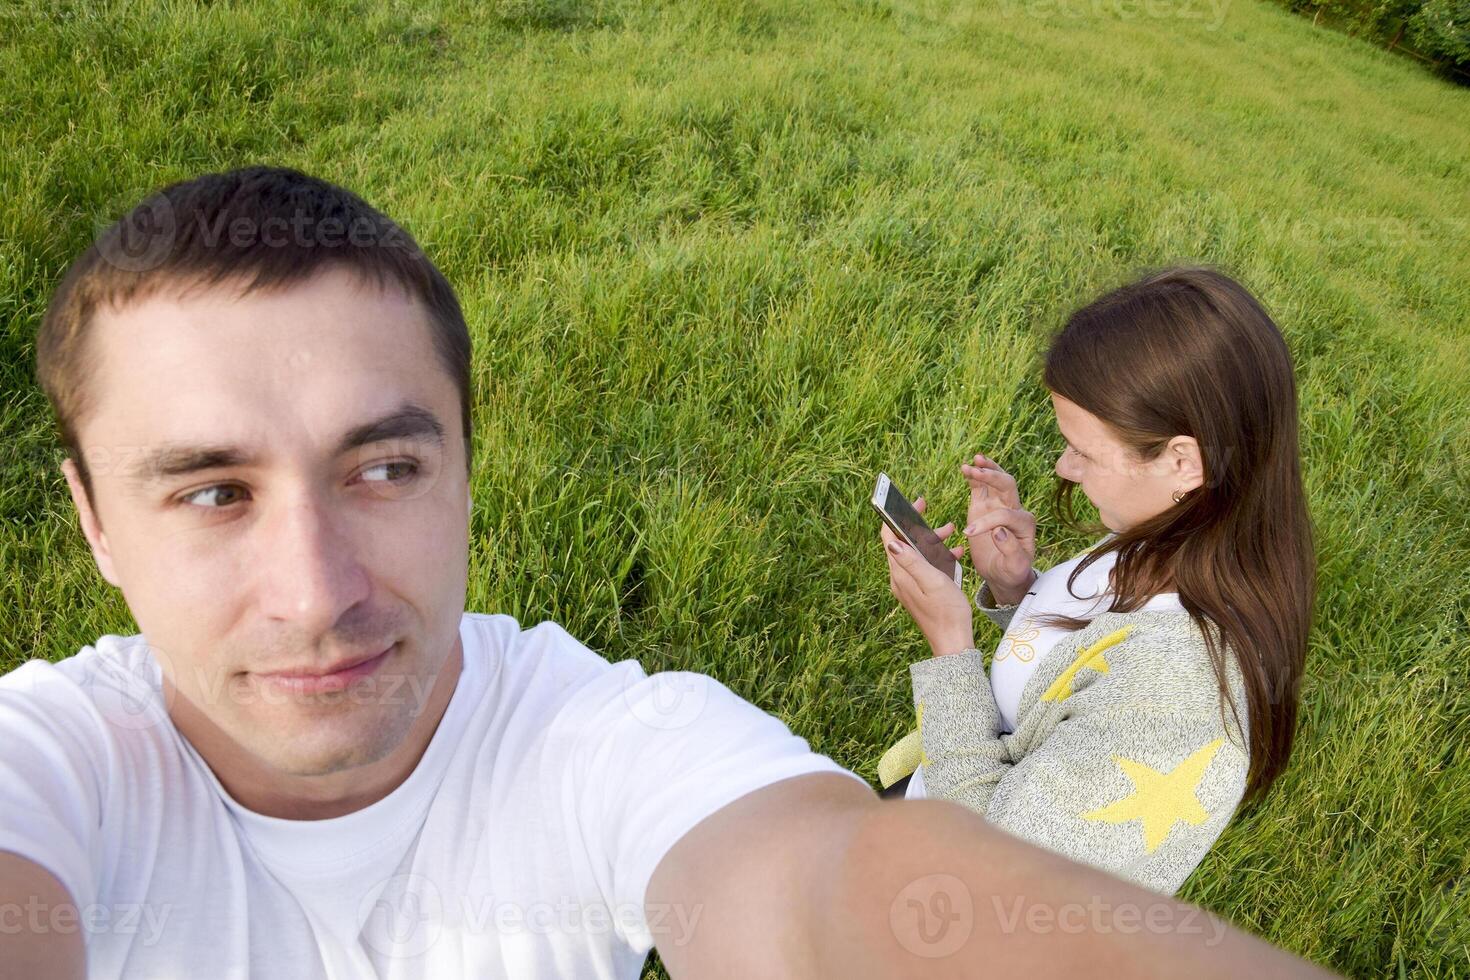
[989,542,1184,732]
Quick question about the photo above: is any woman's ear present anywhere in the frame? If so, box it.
[1167,436,1205,493]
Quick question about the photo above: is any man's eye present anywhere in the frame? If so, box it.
[360,460,419,483]
[180,484,249,508]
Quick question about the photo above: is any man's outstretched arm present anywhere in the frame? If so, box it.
[646,772,1335,979]
[0,851,86,980]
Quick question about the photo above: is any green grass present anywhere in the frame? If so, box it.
[2,0,1468,975]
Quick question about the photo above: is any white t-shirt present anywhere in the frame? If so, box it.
[0,612,866,978]
[906,541,1183,800]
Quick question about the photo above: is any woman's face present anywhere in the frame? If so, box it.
[1050,392,1202,532]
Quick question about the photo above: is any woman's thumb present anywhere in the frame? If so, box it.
[993,526,1017,554]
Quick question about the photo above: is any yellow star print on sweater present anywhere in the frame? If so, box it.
[1082,739,1225,854]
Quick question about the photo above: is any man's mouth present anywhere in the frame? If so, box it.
[254,642,397,695]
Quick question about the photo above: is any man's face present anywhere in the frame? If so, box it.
[63,265,470,779]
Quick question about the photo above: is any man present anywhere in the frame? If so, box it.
[1,167,1332,978]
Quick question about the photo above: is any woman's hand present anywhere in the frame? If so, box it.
[880,496,974,658]
[960,453,1038,605]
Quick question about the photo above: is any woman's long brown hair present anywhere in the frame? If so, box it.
[1034,265,1316,805]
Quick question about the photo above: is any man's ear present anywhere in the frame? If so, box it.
[61,457,121,588]
[1166,435,1205,493]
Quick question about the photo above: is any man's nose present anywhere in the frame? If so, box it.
[255,489,370,634]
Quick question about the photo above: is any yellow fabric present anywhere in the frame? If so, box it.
[877,728,923,788]
[1039,625,1133,703]
[1080,738,1225,853]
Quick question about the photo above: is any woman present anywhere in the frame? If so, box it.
[875,265,1316,895]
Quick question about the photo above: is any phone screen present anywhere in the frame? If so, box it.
[872,474,960,586]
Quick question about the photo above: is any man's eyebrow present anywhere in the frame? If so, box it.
[126,446,253,486]
[335,403,445,456]
[125,403,446,487]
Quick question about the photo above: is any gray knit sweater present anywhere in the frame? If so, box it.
[885,581,1251,896]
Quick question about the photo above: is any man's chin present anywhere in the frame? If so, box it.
[258,738,398,779]
[242,708,409,778]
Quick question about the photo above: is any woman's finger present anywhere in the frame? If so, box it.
[934,521,957,539]
[961,459,1012,481]
[950,544,965,559]
[913,495,927,516]
[992,524,1023,557]
[883,530,907,566]
[961,466,1019,505]
[885,548,918,599]
[960,469,1000,495]
[889,535,962,596]
[962,507,1027,539]
[961,457,1007,476]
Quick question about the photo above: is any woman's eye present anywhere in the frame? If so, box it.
[181,484,248,508]
[360,460,419,483]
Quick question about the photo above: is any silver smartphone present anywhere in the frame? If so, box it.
[871,472,962,588]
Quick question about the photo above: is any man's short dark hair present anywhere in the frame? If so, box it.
[35,165,473,503]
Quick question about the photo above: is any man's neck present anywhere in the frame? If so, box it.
[164,636,464,820]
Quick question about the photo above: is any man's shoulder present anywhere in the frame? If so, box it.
[0,636,150,856]
[460,611,646,716]
[2,630,148,681]
[462,610,614,674]
[460,611,788,744]
[0,632,164,730]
